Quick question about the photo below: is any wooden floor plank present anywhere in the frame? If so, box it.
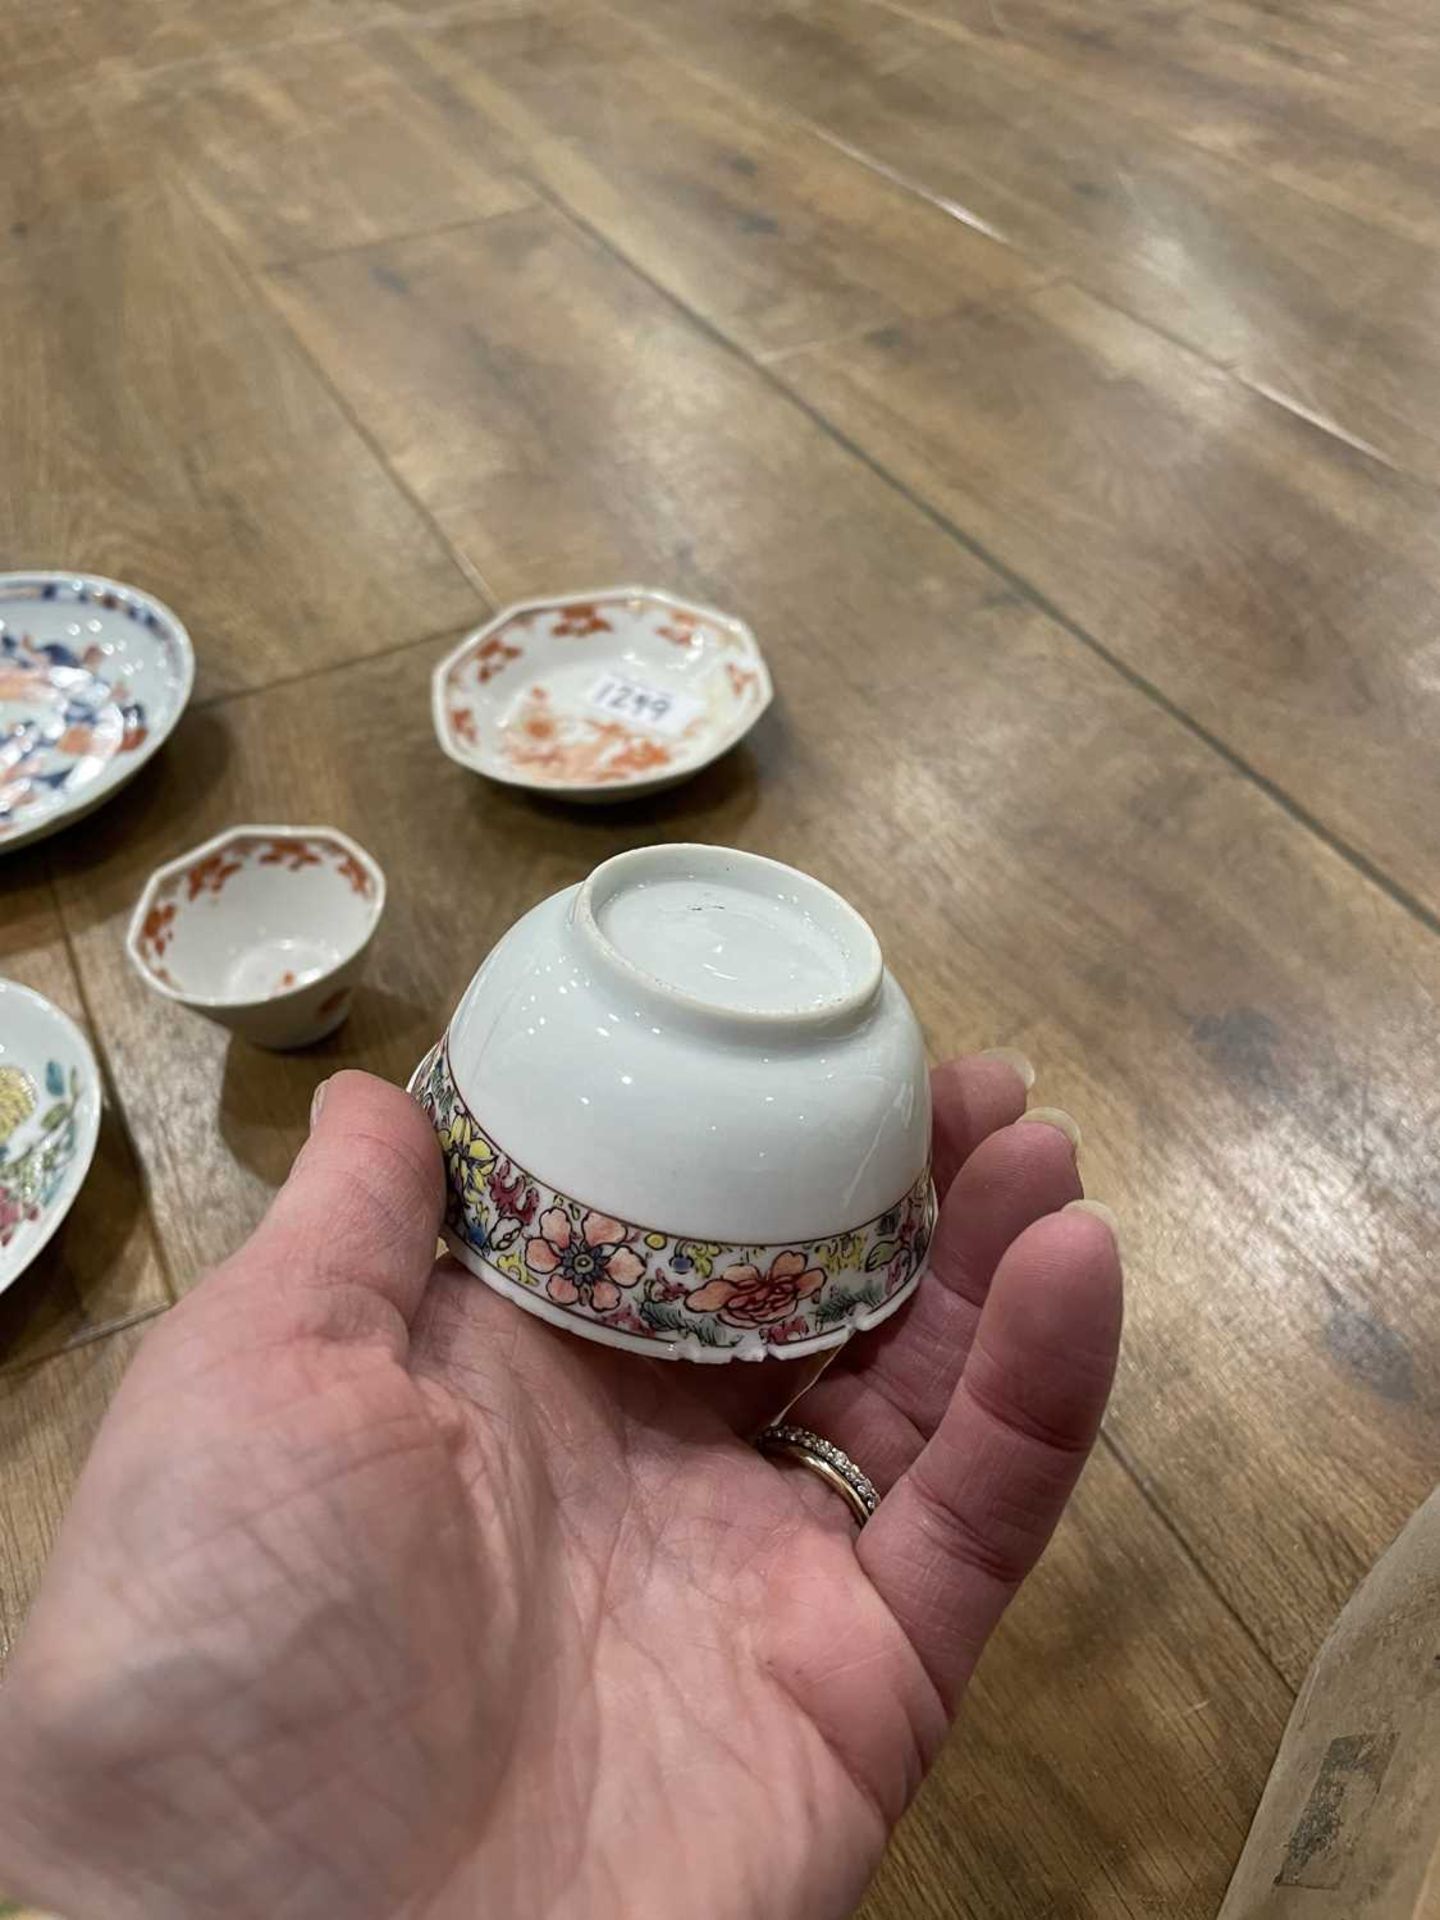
[154,24,536,266]
[85,206,1440,1699]
[0,0,551,100]
[890,0,1191,34]
[1190,0,1440,101]
[921,0,1440,103]
[0,0,389,95]
[775,277,1440,913]
[861,1445,1291,1920]
[882,0,1440,248]
[393,7,1042,358]
[0,1323,149,1659]
[602,0,936,121]
[831,15,1440,484]
[0,857,169,1376]
[0,173,483,701]
[604,0,1440,484]
[0,74,157,247]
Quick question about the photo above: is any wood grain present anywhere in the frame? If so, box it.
[889,0,1440,248]
[0,176,482,702]
[0,65,161,243]
[0,858,169,1375]
[903,0,1440,97]
[604,0,1440,484]
[0,0,390,96]
[396,7,1041,358]
[862,1444,1292,1920]
[157,25,534,266]
[602,0,934,121]
[1186,0,1440,104]
[886,0,1193,36]
[853,17,1440,483]
[0,1323,148,1659]
[777,279,1440,913]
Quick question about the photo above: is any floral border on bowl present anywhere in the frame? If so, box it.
[413,1040,935,1357]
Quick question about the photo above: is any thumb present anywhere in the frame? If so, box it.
[225,1069,444,1328]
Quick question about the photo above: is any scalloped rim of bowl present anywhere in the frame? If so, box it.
[439,1226,928,1363]
[408,1039,935,1363]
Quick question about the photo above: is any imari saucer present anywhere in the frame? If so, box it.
[127,825,387,1051]
[0,572,195,853]
[432,587,772,801]
[0,979,102,1293]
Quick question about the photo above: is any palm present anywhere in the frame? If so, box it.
[411,1275,917,1918]
[0,1064,1121,1920]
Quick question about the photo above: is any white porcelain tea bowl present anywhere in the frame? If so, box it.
[433,587,773,802]
[0,979,103,1293]
[411,843,934,1363]
[127,826,386,1050]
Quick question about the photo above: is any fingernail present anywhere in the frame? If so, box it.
[1019,1106,1082,1152]
[309,1078,330,1131]
[980,1045,1036,1091]
[1064,1197,1121,1252]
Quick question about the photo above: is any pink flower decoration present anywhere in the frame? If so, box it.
[525,1207,645,1310]
[684,1250,825,1329]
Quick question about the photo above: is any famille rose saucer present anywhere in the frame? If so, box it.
[0,572,195,854]
[432,588,773,801]
[0,980,102,1293]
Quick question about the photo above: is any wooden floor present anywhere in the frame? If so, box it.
[3,0,1439,1911]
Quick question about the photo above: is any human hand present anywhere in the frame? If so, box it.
[0,1059,1121,1920]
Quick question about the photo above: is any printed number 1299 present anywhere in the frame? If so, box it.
[585,674,702,738]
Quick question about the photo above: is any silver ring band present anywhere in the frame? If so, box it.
[756,1423,880,1526]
